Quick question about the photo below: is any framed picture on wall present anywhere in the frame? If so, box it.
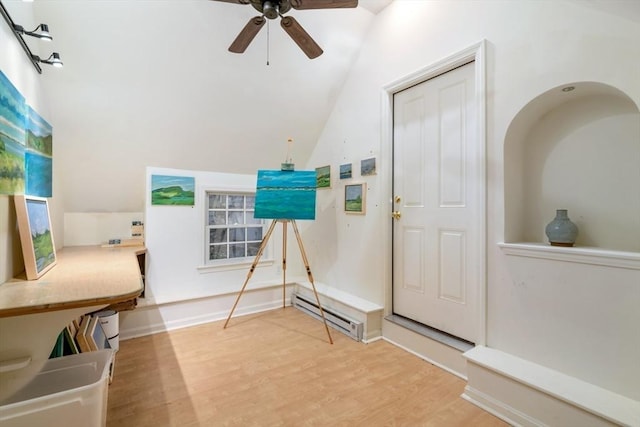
[339,163,352,180]
[151,175,195,206]
[361,157,377,176]
[344,183,366,215]
[14,195,57,280]
[315,165,331,189]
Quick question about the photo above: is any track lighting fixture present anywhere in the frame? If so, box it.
[0,1,63,74]
[33,52,63,68]
[14,23,52,41]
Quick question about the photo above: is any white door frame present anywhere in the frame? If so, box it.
[380,40,487,346]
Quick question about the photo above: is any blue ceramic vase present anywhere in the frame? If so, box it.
[545,209,578,247]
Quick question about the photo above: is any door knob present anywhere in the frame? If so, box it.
[392,211,401,220]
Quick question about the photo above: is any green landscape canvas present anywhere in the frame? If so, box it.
[151,174,195,205]
[0,70,26,195]
[25,105,53,197]
[26,198,55,273]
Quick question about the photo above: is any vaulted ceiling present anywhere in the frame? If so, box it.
[3,0,392,174]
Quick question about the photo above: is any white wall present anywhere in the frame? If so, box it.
[301,0,640,401]
[143,166,304,304]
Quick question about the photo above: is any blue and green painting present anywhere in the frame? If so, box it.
[0,70,27,195]
[254,170,316,220]
[25,105,53,197]
[151,174,195,205]
[26,198,55,273]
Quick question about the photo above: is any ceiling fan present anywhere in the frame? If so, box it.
[212,0,358,59]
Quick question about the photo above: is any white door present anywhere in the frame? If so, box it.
[392,62,481,343]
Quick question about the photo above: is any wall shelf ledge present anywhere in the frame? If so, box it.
[498,242,640,270]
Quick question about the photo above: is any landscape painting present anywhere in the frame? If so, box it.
[255,170,316,220]
[15,195,57,280]
[315,165,331,188]
[345,183,366,215]
[151,174,195,205]
[361,157,377,176]
[0,70,26,195]
[25,105,53,197]
[340,163,352,180]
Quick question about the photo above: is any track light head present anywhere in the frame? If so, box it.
[33,52,63,68]
[14,23,52,41]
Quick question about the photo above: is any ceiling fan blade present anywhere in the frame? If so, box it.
[280,16,323,59]
[291,0,357,10]
[229,16,266,53]
[210,0,251,4]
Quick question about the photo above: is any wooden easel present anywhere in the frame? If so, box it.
[223,219,333,344]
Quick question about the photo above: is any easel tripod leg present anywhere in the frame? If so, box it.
[282,220,287,308]
[223,220,278,329]
[291,220,334,344]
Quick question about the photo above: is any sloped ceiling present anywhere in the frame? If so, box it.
[4,0,390,168]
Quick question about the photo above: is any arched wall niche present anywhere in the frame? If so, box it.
[504,81,640,252]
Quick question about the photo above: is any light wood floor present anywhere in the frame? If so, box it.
[107,308,508,426]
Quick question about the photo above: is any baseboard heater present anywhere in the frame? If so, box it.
[291,293,363,341]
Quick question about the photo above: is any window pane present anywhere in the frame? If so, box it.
[229,244,245,258]
[209,245,227,260]
[230,228,245,242]
[228,196,244,209]
[210,228,228,243]
[246,213,260,225]
[208,211,226,225]
[229,211,243,225]
[245,196,255,209]
[209,194,226,209]
[205,191,264,265]
[247,227,262,241]
[247,242,260,257]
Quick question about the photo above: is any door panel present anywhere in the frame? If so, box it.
[392,62,479,343]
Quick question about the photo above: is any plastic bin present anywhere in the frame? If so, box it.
[0,349,114,427]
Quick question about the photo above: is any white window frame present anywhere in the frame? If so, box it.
[198,187,272,273]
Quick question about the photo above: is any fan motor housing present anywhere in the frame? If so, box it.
[251,0,292,18]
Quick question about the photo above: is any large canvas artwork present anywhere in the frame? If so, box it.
[0,70,26,195]
[25,105,53,197]
[15,195,57,279]
[254,170,316,220]
[151,174,195,205]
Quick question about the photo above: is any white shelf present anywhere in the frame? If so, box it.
[498,242,640,270]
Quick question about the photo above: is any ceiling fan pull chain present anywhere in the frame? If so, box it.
[266,19,270,66]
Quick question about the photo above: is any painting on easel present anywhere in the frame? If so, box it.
[254,170,316,220]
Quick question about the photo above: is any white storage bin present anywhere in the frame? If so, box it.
[0,349,113,427]
[94,310,119,352]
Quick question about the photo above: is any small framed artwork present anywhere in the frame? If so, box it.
[339,163,352,180]
[14,195,57,280]
[151,175,195,206]
[316,165,331,189]
[344,183,366,215]
[361,157,377,176]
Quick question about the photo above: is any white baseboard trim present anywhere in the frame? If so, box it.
[383,336,466,380]
[120,286,293,340]
[382,317,467,379]
[461,385,542,427]
[463,346,640,427]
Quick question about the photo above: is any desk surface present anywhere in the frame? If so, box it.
[0,245,145,318]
